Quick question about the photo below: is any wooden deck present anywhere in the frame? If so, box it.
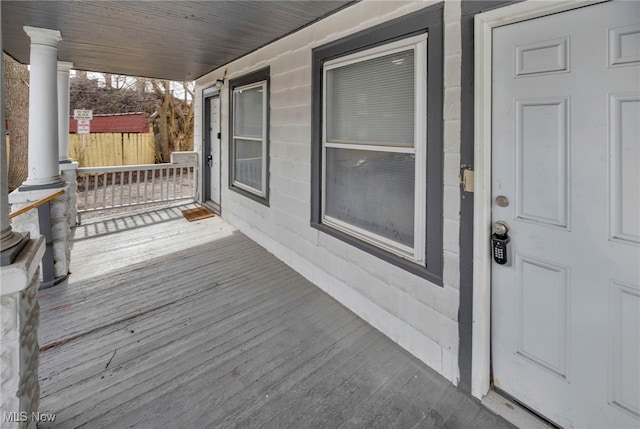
[37,203,516,428]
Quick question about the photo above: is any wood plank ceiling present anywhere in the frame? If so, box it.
[1,1,354,81]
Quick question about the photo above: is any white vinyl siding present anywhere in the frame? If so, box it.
[322,35,427,263]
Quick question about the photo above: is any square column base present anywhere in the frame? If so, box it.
[60,161,78,228]
[0,236,45,429]
[9,186,72,280]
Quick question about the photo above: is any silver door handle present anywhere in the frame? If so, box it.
[492,221,509,237]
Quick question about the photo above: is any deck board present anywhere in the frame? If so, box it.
[37,204,517,428]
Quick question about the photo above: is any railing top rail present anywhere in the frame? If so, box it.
[9,189,65,219]
[77,163,197,174]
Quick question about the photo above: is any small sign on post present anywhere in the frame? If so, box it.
[77,119,91,134]
[74,110,93,161]
[73,109,93,120]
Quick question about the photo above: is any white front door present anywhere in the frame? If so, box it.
[208,95,221,208]
[491,2,640,428]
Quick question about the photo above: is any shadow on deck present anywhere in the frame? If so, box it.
[37,204,516,428]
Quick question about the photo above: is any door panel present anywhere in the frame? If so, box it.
[514,97,569,228]
[515,255,569,379]
[491,2,640,428]
[610,93,640,244]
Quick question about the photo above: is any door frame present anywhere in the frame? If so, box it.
[203,87,221,213]
[470,0,610,399]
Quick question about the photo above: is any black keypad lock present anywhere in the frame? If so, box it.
[492,233,510,265]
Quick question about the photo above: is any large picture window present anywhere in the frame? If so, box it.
[322,36,427,262]
[229,68,270,203]
[311,4,444,283]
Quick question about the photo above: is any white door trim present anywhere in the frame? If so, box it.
[470,0,610,399]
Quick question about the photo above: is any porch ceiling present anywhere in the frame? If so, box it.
[1,1,354,81]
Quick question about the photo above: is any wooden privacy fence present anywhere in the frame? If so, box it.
[69,133,155,167]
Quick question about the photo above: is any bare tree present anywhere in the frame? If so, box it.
[176,82,194,152]
[70,73,195,163]
[150,80,194,162]
[3,54,29,191]
[151,80,172,162]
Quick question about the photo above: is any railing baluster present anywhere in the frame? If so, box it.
[83,174,88,212]
[187,167,191,199]
[170,167,175,200]
[151,169,155,203]
[119,171,123,207]
[160,167,164,202]
[164,167,167,201]
[93,173,98,209]
[164,167,168,201]
[111,171,116,208]
[137,169,141,203]
[191,167,196,199]
[101,172,107,209]
[128,170,132,206]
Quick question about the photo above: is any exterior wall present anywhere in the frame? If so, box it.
[195,0,463,383]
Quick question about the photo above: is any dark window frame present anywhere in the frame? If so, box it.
[311,3,444,284]
[228,66,271,206]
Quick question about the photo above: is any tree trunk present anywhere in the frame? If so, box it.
[163,81,172,161]
[136,77,146,96]
[3,54,29,191]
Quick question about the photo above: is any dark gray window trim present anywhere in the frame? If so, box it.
[457,0,522,394]
[311,3,444,285]
[228,66,271,206]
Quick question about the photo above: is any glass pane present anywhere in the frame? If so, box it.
[325,148,415,247]
[326,49,414,146]
[234,138,263,191]
[234,85,264,138]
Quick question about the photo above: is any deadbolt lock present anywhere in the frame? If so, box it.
[495,195,509,207]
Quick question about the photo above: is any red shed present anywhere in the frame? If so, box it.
[69,112,150,133]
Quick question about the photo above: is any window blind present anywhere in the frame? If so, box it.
[326,49,415,147]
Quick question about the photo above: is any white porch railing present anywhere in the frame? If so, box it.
[76,162,198,223]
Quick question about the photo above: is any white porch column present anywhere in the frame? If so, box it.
[57,61,73,163]
[20,26,63,190]
[10,26,72,285]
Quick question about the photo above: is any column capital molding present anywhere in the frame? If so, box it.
[57,61,74,72]
[23,26,62,46]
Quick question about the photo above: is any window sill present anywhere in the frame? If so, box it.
[229,185,270,207]
[311,221,443,286]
